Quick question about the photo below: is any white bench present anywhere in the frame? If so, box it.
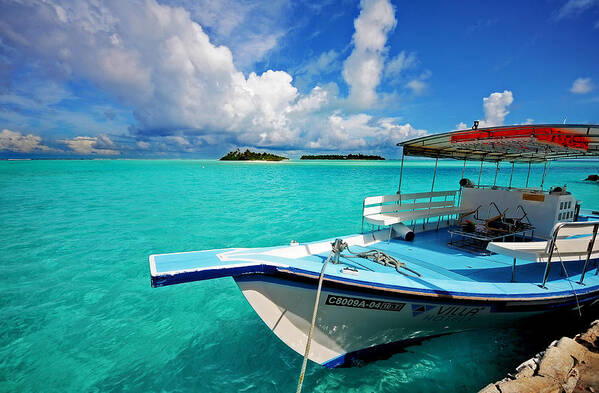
[362,190,473,233]
[487,221,599,284]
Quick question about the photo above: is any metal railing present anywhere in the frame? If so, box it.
[540,221,599,288]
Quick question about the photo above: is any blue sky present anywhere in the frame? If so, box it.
[0,0,598,158]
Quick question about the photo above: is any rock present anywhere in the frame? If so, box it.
[584,175,599,181]
[515,357,539,378]
[479,322,599,393]
[496,376,560,393]
[538,346,574,380]
[576,320,599,351]
[563,367,580,393]
[556,337,590,362]
[538,337,588,380]
[478,383,500,393]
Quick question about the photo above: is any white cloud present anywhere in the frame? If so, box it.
[405,70,431,96]
[479,90,513,127]
[406,80,427,95]
[556,0,599,20]
[385,51,417,79]
[0,129,56,153]
[456,122,468,130]
[136,141,150,149]
[0,0,301,143]
[342,0,396,108]
[307,114,426,150]
[570,77,594,94]
[523,118,535,125]
[172,0,290,68]
[457,91,514,129]
[0,0,427,155]
[60,134,120,155]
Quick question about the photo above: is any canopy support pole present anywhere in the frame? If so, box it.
[477,159,484,187]
[461,159,466,179]
[509,162,515,189]
[493,162,500,186]
[426,156,439,228]
[397,150,405,194]
[540,161,548,190]
[525,161,532,188]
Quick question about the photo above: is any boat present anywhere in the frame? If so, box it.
[148,124,599,369]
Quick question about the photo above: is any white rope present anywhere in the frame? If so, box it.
[295,251,333,393]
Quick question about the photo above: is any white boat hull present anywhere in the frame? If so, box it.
[235,275,545,367]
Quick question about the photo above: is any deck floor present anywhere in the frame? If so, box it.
[315,228,592,285]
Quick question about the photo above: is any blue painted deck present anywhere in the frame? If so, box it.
[150,223,599,302]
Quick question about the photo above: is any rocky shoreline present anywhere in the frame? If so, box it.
[479,320,599,393]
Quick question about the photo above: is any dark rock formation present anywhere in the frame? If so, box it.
[479,320,599,393]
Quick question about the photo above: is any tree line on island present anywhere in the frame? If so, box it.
[220,149,288,161]
[219,149,385,161]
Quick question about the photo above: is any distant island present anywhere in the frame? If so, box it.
[220,149,288,161]
[300,154,385,160]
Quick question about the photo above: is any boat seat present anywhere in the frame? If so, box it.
[365,206,473,226]
[362,190,470,231]
[487,226,599,262]
[486,241,549,261]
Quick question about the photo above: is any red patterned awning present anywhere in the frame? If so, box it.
[398,124,599,162]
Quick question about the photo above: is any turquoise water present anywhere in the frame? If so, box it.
[1,159,598,392]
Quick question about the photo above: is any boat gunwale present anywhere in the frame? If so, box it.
[274,265,599,303]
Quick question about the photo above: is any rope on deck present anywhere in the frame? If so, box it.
[343,247,421,278]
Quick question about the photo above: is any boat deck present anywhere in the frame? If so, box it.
[318,228,586,284]
[150,222,599,301]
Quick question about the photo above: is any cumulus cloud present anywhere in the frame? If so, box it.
[0,129,56,153]
[0,0,427,155]
[342,0,396,108]
[570,77,594,94]
[479,90,514,127]
[0,0,308,146]
[172,0,290,68]
[60,134,120,155]
[307,114,426,150]
[457,91,514,129]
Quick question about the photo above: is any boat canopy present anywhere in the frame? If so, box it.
[398,124,599,162]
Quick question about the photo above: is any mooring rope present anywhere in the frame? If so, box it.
[295,244,336,393]
[295,240,420,393]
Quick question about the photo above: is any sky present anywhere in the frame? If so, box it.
[0,0,598,159]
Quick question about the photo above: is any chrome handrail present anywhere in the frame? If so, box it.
[540,220,599,288]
